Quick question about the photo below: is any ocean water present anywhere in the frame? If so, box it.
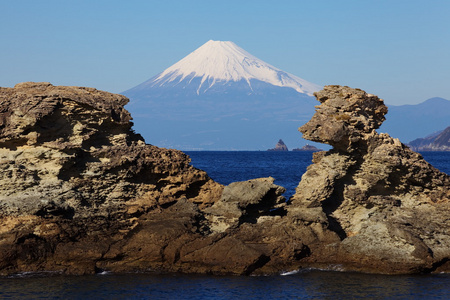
[1,151,449,299]
[1,271,449,299]
[186,151,450,199]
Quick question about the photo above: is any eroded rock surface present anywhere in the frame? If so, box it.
[0,82,224,275]
[0,83,449,276]
[290,85,450,273]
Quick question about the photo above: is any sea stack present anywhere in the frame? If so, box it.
[289,85,450,273]
[268,139,288,151]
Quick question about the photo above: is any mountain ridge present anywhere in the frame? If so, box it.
[380,97,450,143]
[125,40,321,96]
[122,41,450,150]
[123,40,322,150]
[408,126,450,151]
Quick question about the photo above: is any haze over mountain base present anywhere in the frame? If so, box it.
[125,84,319,150]
[123,40,450,150]
[123,40,323,150]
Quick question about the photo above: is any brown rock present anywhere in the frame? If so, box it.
[1,83,448,276]
[0,82,223,275]
[291,85,450,274]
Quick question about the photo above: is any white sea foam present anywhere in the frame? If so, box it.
[280,265,346,276]
[280,270,301,276]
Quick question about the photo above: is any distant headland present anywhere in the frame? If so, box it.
[292,144,322,152]
[408,126,450,151]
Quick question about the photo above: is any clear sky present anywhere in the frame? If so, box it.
[2,0,449,105]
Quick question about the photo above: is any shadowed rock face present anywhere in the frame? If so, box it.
[0,83,449,276]
[291,85,450,273]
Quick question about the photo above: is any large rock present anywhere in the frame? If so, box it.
[0,82,223,275]
[0,82,448,276]
[290,85,450,273]
[0,82,310,276]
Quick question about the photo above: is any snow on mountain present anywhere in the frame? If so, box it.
[121,41,450,150]
[122,40,323,150]
[131,40,321,96]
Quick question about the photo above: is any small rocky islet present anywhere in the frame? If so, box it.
[267,139,289,151]
[0,82,449,276]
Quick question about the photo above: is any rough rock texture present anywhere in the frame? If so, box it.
[267,139,288,151]
[290,85,450,273]
[409,126,450,151]
[0,83,449,276]
[0,82,224,275]
[0,82,319,276]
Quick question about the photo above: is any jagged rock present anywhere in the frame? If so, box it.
[409,126,450,151]
[267,139,288,151]
[1,83,449,276]
[0,82,223,275]
[290,85,450,273]
[205,177,286,233]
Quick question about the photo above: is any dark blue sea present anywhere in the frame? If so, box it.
[1,151,449,299]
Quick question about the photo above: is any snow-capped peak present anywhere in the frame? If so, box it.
[150,40,321,96]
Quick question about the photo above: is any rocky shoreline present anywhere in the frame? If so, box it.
[0,83,449,276]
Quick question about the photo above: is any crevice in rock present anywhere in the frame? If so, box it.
[240,188,287,224]
[35,202,75,219]
[243,255,270,275]
[422,258,450,274]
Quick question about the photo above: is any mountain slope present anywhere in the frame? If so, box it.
[408,126,450,151]
[123,40,322,150]
[380,97,450,142]
[125,40,321,97]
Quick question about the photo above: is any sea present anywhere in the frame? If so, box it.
[1,151,449,299]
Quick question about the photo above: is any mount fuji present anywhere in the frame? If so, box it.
[123,40,322,150]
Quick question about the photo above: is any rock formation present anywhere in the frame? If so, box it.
[0,82,449,276]
[267,139,288,151]
[0,82,224,275]
[290,85,450,273]
[409,126,450,151]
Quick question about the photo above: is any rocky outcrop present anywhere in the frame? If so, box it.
[0,82,223,275]
[0,82,316,276]
[290,85,450,273]
[0,83,449,276]
[267,139,288,151]
[409,126,450,151]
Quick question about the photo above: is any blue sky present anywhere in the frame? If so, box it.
[2,0,449,105]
